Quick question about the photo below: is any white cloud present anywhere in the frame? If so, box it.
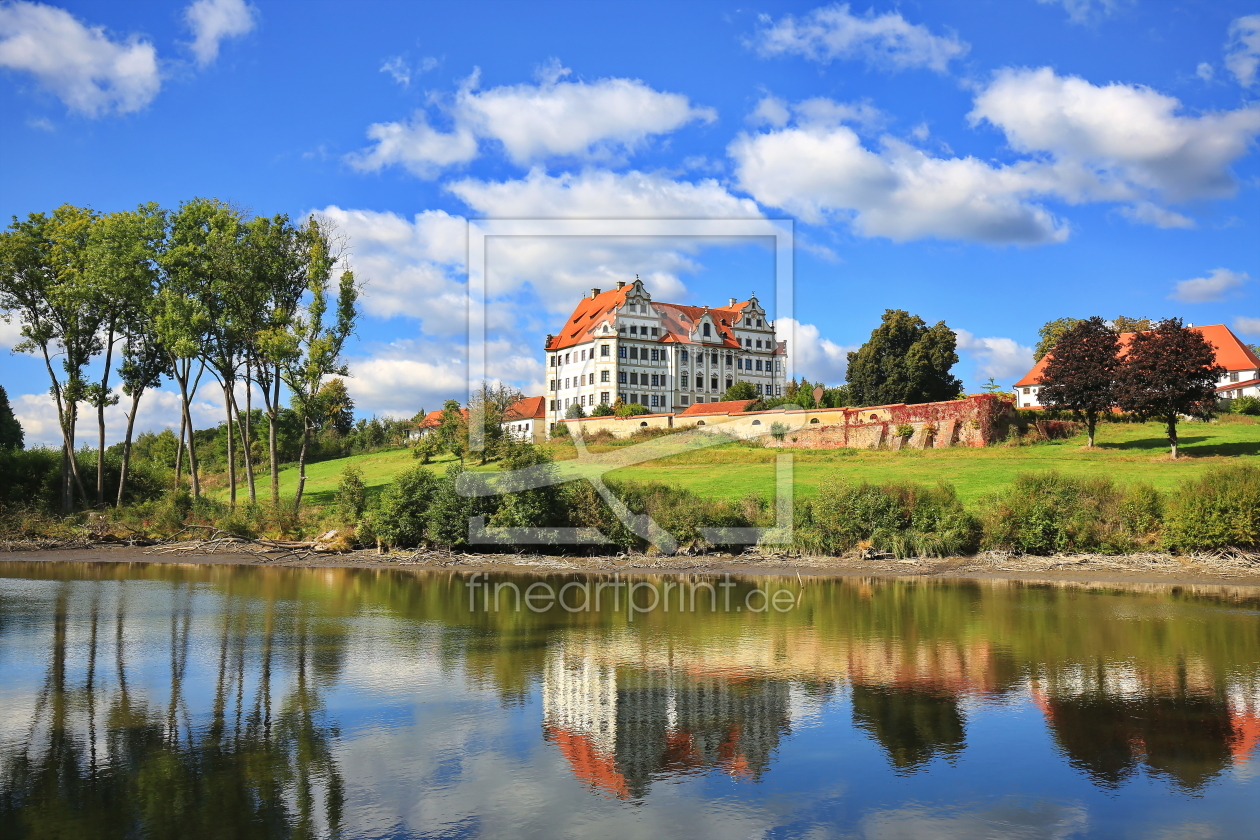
[184,0,255,67]
[954,329,1036,382]
[0,316,24,349]
[0,1,160,116]
[748,95,791,128]
[447,168,762,307]
[1196,62,1215,82]
[776,319,853,385]
[350,65,715,175]
[347,114,479,179]
[751,3,968,73]
[729,122,1069,244]
[1227,15,1260,87]
[379,54,438,88]
[345,350,468,419]
[311,206,468,329]
[11,388,224,448]
[1035,0,1126,26]
[1234,316,1260,337]
[969,67,1260,205]
[1169,268,1250,303]
[1118,201,1195,229]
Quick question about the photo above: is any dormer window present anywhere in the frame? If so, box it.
[702,323,711,337]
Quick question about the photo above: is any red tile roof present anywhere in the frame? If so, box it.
[1218,378,1260,392]
[417,408,467,428]
[503,395,546,421]
[1015,324,1260,387]
[677,399,758,417]
[544,283,784,353]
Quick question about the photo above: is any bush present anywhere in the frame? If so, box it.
[979,472,1163,555]
[799,479,979,558]
[1232,395,1260,416]
[591,402,614,416]
[334,465,368,522]
[362,464,440,549]
[1162,465,1260,552]
[550,422,570,439]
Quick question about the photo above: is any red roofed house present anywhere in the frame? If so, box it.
[502,395,547,444]
[1013,323,1260,410]
[410,408,468,440]
[544,276,788,430]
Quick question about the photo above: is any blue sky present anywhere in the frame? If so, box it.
[1,0,1259,445]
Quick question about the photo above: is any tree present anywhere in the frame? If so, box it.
[846,310,961,407]
[0,205,103,510]
[1111,315,1152,334]
[276,217,358,511]
[616,402,648,417]
[1114,318,1224,459]
[590,402,614,416]
[437,399,467,459]
[468,381,522,464]
[565,402,587,419]
[1036,316,1121,447]
[316,378,355,435]
[722,380,757,401]
[0,385,23,450]
[1034,317,1083,362]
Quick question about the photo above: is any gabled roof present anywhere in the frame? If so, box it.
[504,395,546,421]
[677,399,758,417]
[545,281,771,351]
[1218,378,1260,392]
[418,408,467,428]
[1015,324,1260,387]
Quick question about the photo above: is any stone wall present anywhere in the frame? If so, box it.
[553,395,1014,448]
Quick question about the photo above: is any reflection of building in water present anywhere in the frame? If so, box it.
[1031,671,1260,791]
[542,637,790,798]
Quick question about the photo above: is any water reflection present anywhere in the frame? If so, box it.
[0,562,1256,839]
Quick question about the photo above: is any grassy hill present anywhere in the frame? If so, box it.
[232,417,1259,509]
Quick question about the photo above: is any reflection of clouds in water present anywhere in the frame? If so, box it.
[860,800,1089,840]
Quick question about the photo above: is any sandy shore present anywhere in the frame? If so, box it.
[2,544,1259,590]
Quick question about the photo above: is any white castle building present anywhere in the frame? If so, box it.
[544,277,788,430]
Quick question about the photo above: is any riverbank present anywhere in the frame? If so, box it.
[3,544,1259,590]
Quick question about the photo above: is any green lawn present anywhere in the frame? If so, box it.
[233,417,1259,508]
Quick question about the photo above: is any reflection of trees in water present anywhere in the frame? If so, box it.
[850,685,966,773]
[0,581,345,839]
[1040,690,1238,792]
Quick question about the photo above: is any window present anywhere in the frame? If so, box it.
[549,355,557,367]
[776,361,781,372]
[650,395,659,407]
[711,377,718,390]
[650,374,658,386]
[736,358,743,370]
[565,353,570,363]
[550,379,557,391]
[810,418,820,424]
[629,347,638,360]
[681,349,689,362]
[601,392,609,404]
[581,349,587,361]
[600,344,609,357]
[565,398,570,408]
[1023,388,1030,395]
[744,338,750,347]
[629,372,638,385]
[681,374,689,387]
[725,378,732,390]
[751,419,761,426]
[702,323,711,337]
[1230,372,1240,382]
[755,340,762,349]
[619,392,627,403]
[641,420,649,426]
[756,360,763,371]
[651,349,659,361]
[564,377,570,388]
[619,371,627,384]
[549,400,557,411]
[600,370,609,382]
[619,346,627,358]
[725,354,732,366]
[757,384,764,395]
[579,374,585,386]
[776,385,782,396]
[631,393,639,404]
[681,395,689,405]
[651,327,658,337]
[757,319,763,327]
[630,325,638,335]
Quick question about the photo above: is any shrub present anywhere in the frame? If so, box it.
[979,472,1163,555]
[591,402,614,417]
[800,479,979,558]
[769,421,789,441]
[550,422,570,439]
[334,465,368,522]
[1162,465,1260,552]
[1232,395,1260,416]
[363,464,440,549]
[615,402,648,417]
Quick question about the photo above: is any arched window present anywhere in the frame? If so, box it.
[809,418,820,424]
[640,421,648,427]
[751,419,761,425]
[870,413,879,421]
[702,323,711,337]
[696,420,706,426]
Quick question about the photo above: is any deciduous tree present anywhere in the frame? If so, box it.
[1114,318,1224,459]
[846,310,961,407]
[1037,316,1121,447]
[1034,317,1084,362]
[0,384,23,450]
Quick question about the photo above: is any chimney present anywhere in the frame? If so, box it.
[616,280,625,289]
[729,298,736,307]
[590,288,601,299]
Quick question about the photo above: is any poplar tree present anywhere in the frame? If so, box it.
[0,385,23,450]
[1114,318,1224,459]
[1037,316,1121,447]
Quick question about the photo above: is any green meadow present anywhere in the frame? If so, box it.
[233,416,1259,509]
